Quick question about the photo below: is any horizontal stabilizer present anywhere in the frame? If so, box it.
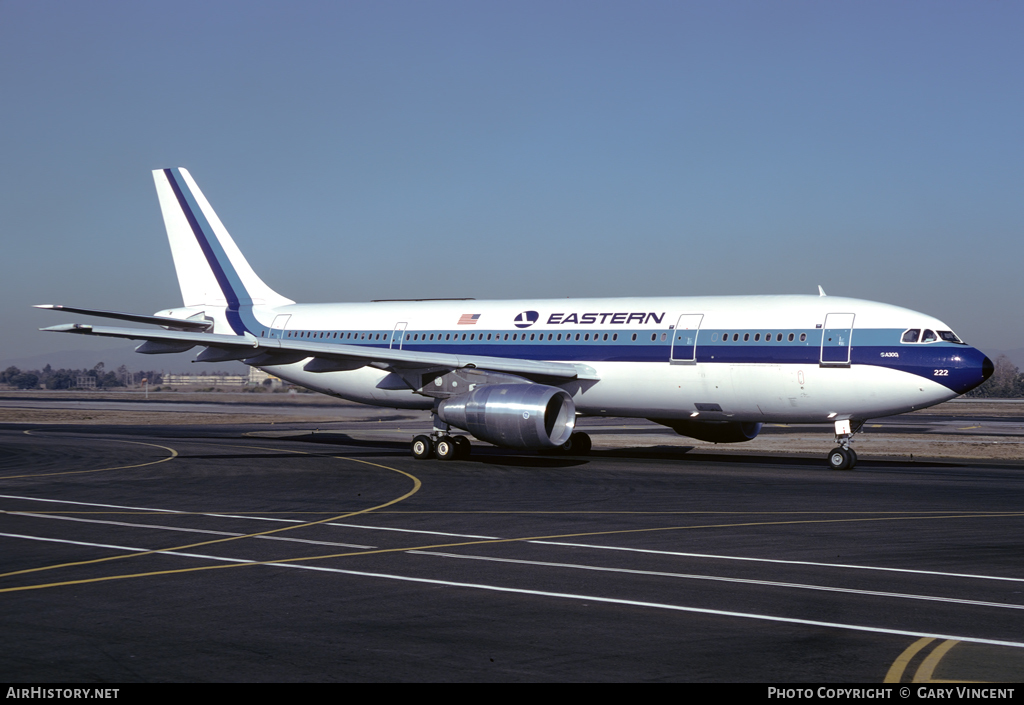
[35,305,213,331]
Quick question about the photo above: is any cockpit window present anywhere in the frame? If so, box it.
[901,329,920,343]
[921,329,937,343]
[939,330,964,344]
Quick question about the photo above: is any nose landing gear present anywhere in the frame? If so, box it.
[827,419,862,470]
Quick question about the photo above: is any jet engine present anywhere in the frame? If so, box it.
[437,384,576,449]
[651,419,762,444]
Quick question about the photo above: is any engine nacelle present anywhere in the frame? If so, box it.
[651,419,762,444]
[437,384,576,449]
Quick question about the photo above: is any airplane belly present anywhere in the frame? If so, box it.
[570,361,956,423]
[260,363,433,411]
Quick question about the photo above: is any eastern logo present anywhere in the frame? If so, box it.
[514,310,539,329]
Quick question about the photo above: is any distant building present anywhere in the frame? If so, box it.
[163,373,248,388]
[75,375,97,388]
[248,368,283,388]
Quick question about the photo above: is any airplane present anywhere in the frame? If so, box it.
[37,168,994,469]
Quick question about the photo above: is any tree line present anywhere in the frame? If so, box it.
[964,355,1024,398]
[0,363,163,390]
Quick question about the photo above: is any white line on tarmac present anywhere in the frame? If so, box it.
[528,541,1024,583]
[5,493,1024,583]
[406,550,1024,611]
[5,512,374,549]
[5,531,1021,651]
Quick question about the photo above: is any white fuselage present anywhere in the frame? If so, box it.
[239,294,987,424]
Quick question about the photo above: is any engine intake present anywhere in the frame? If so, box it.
[651,419,762,444]
[437,384,575,449]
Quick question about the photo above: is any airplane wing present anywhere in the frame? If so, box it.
[40,323,599,384]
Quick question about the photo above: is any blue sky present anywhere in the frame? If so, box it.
[2,1,1022,366]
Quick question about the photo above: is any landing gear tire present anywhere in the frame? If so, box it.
[558,432,592,455]
[452,435,471,459]
[412,435,434,460]
[435,436,458,461]
[828,447,854,470]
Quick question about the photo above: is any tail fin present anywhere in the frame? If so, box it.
[152,168,294,309]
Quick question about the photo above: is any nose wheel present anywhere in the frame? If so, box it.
[827,419,862,470]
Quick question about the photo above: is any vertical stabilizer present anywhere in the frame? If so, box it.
[152,168,294,309]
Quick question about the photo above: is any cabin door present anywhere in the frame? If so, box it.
[820,313,855,365]
[269,314,291,339]
[390,322,407,350]
[670,314,704,362]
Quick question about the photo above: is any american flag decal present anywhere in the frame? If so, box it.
[458,313,481,325]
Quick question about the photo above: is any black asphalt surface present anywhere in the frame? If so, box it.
[1,417,1023,682]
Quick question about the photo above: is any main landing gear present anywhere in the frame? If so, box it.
[827,419,862,470]
[556,431,592,455]
[411,416,471,461]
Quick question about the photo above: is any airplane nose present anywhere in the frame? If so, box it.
[982,355,994,383]
[950,350,994,395]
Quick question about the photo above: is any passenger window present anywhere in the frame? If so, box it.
[651,333,657,341]
[557,333,562,341]
[922,329,937,343]
[799,333,806,342]
[612,333,617,341]
[743,333,750,342]
[530,333,535,341]
[631,333,637,341]
[575,333,581,341]
[549,334,554,341]
[754,333,760,341]
[776,333,782,342]
[902,329,920,343]
[787,333,794,342]
[660,333,667,341]
[731,333,737,342]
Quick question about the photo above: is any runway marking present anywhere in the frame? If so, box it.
[4,511,1024,594]
[3,535,1023,651]
[885,638,935,683]
[0,533,257,563]
[914,639,960,682]
[406,550,1024,610]
[4,511,375,549]
[0,442,420,581]
[6,496,1021,569]
[529,541,1024,584]
[0,494,498,539]
[0,433,178,480]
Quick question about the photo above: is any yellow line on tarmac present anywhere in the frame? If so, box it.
[884,637,933,682]
[0,442,420,582]
[914,639,959,682]
[0,432,178,480]
[3,511,1023,595]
